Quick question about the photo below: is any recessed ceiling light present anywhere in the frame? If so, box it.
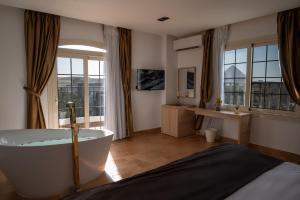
[157,16,170,22]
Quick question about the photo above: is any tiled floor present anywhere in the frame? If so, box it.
[0,132,226,200]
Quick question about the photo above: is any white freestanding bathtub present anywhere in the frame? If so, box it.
[0,129,113,198]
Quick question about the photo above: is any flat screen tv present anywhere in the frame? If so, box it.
[136,69,165,90]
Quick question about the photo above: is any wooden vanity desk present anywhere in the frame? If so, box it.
[161,105,196,138]
[161,105,251,145]
[187,108,251,145]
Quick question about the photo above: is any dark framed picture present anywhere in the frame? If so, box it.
[187,71,194,89]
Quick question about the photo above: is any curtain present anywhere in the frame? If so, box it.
[24,10,60,129]
[118,28,133,137]
[213,25,230,103]
[104,25,126,140]
[202,26,230,132]
[195,29,214,130]
[277,7,300,105]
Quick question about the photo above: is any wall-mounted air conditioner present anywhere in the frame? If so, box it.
[173,34,202,51]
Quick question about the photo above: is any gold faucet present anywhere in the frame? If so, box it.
[66,102,80,192]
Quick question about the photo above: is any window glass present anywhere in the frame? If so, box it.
[223,48,247,105]
[253,46,266,62]
[251,44,296,111]
[72,58,83,74]
[57,57,71,74]
[224,50,235,64]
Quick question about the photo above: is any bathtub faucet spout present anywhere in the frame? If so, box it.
[66,102,81,192]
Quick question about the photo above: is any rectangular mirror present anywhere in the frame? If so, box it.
[177,67,196,98]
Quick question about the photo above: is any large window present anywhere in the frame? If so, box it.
[224,48,247,105]
[251,44,296,111]
[223,42,296,112]
[56,56,105,128]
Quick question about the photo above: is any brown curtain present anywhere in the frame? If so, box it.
[195,29,214,130]
[118,28,133,136]
[24,10,60,128]
[277,7,300,105]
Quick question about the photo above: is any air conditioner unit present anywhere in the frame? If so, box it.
[173,34,202,51]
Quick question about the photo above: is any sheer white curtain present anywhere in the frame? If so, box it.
[104,25,126,140]
[202,25,230,133]
[214,25,230,102]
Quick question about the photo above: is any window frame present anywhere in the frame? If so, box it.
[223,39,300,117]
[47,40,105,128]
[222,45,252,111]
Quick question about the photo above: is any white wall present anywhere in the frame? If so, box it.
[228,14,277,44]
[60,17,104,44]
[161,35,178,105]
[131,31,163,131]
[224,14,300,155]
[0,5,26,129]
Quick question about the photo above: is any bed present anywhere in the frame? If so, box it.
[62,144,300,200]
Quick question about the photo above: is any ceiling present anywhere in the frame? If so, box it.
[0,0,299,37]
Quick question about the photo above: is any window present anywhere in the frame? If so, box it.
[224,48,247,105]
[251,44,296,111]
[222,42,297,113]
[57,57,105,128]
[57,57,85,126]
[88,60,105,127]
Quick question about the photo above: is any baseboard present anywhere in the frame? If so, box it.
[222,136,300,164]
[133,127,161,135]
[249,143,300,164]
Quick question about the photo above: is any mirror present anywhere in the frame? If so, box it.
[177,67,196,98]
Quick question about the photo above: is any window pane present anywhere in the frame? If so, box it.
[89,90,100,107]
[281,82,289,94]
[100,61,104,75]
[251,93,264,108]
[224,64,235,78]
[224,93,234,104]
[235,63,246,78]
[265,94,280,110]
[75,107,84,118]
[252,78,265,93]
[236,48,247,63]
[235,78,245,92]
[267,44,278,61]
[224,79,234,92]
[266,61,281,77]
[224,50,235,64]
[72,58,83,74]
[71,87,84,107]
[252,62,265,77]
[89,76,100,87]
[58,75,71,87]
[57,57,71,74]
[58,87,72,110]
[89,106,100,117]
[235,93,244,106]
[88,60,100,75]
[253,46,266,62]
[72,75,84,87]
[280,95,296,111]
[265,79,281,94]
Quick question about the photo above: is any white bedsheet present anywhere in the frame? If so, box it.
[226,162,300,200]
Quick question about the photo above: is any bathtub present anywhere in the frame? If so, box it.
[0,129,113,198]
